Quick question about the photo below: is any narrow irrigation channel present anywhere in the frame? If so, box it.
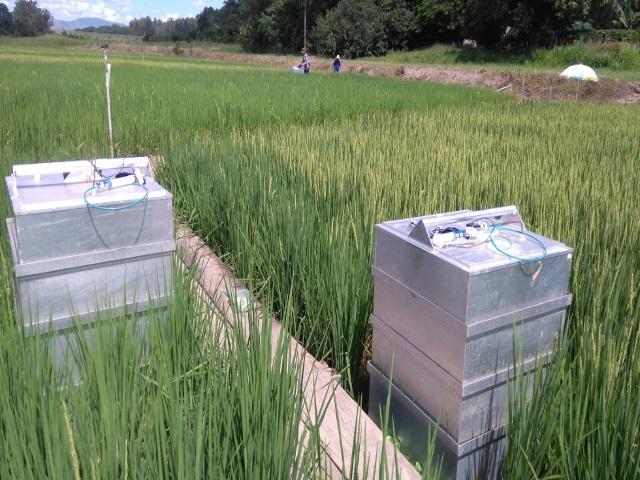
[175,223,420,479]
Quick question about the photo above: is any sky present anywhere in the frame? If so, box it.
[3,0,225,23]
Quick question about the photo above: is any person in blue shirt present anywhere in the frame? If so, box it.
[333,55,341,73]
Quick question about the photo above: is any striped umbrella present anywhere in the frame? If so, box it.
[560,64,598,100]
[560,64,599,82]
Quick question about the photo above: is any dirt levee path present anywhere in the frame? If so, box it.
[398,66,640,104]
[74,43,640,105]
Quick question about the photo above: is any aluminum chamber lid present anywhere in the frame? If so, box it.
[377,206,572,274]
[11,157,154,187]
[6,177,171,215]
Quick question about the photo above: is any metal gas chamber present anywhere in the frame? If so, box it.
[369,205,573,480]
[5,156,175,333]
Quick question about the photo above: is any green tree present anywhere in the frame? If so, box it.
[167,18,198,42]
[613,0,640,28]
[257,0,303,52]
[196,6,216,35]
[238,0,340,53]
[11,0,51,36]
[311,0,387,58]
[588,0,618,28]
[378,0,416,50]
[464,0,512,45]
[415,0,593,48]
[129,16,156,38]
[589,0,640,29]
[238,0,273,52]
[216,0,241,42]
[506,0,592,48]
[196,1,241,43]
[415,0,465,42]
[0,3,13,35]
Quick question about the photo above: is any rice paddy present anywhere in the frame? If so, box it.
[1,39,639,478]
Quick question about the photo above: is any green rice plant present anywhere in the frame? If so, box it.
[0,266,339,479]
[504,260,640,479]
[159,105,639,477]
[0,41,639,478]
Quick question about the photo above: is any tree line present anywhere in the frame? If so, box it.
[0,1,52,36]
[121,0,640,58]
[1,0,638,59]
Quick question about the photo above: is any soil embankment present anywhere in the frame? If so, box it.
[75,43,640,105]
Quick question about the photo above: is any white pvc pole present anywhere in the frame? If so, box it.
[103,49,114,158]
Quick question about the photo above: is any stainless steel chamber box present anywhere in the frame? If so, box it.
[372,266,571,385]
[368,362,506,480]
[371,315,541,443]
[5,157,175,331]
[7,158,173,262]
[368,206,573,479]
[372,206,572,386]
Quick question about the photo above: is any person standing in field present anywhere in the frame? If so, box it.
[333,55,341,73]
[301,48,311,75]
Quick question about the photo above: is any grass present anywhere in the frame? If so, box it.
[0,32,240,48]
[1,39,639,478]
[373,42,640,81]
[62,30,145,44]
[0,33,244,54]
[377,43,533,65]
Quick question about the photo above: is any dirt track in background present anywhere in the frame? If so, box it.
[74,43,640,105]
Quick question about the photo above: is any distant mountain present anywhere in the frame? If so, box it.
[53,17,125,31]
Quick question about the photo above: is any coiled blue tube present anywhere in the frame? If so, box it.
[84,183,148,211]
[489,225,547,263]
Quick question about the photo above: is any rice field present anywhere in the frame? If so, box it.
[1,39,639,478]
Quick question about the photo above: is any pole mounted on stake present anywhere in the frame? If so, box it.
[102,46,114,158]
[303,0,312,52]
[303,1,307,52]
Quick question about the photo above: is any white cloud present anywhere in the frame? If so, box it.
[111,0,132,7]
[39,0,132,22]
[5,0,205,23]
